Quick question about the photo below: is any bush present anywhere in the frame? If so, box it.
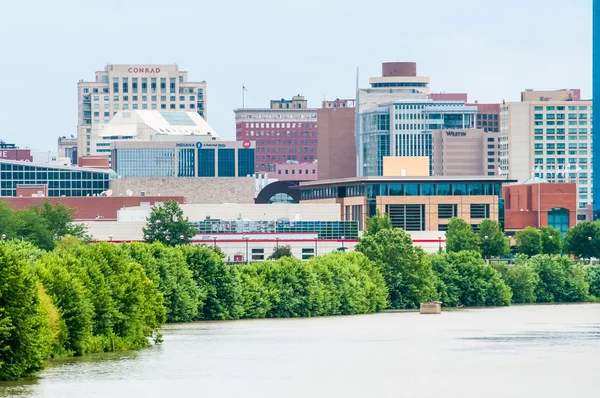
[586,264,600,298]
[430,251,512,307]
[493,257,539,304]
[0,243,53,380]
[530,255,589,303]
[356,228,436,309]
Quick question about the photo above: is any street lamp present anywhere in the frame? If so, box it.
[1,234,5,241]
[179,234,184,244]
[108,235,113,242]
[588,236,593,264]
[314,237,318,257]
[438,236,442,253]
[145,234,149,240]
[213,236,217,249]
[243,236,249,264]
[165,236,171,243]
[275,236,280,250]
[484,235,489,263]
[341,236,345,251]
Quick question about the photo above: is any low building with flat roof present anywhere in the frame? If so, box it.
[298,175,514,232]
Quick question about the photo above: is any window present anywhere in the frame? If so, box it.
[160,77,166,93]
[386,204,425,231]
[438,204,457,219]
[197,149,215,176]
[437,184,451,195]
[170,77,176,93]
[470,204,490,219]
[453,184,467,195]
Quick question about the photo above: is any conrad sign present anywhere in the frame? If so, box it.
[446,131,467,137]
[127,67,161,74]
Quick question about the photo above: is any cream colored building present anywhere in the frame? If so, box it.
[500,94,592,218]
[432,129,500,177]
[77,64,207,159]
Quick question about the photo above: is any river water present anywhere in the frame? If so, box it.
[1,304,599,398]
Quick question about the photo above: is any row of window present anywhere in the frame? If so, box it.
[243,131,317,138]
[245,122,316,129]
[534,105,589,111]
[277,169,316,175]
[191,220,358,239]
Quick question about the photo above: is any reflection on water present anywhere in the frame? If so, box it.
[1,304,599,398]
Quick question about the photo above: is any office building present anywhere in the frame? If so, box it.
[0,142,32,161]
[93,110,218,164]
[0,159,113,197]
[431,94,500,133]
[317,99,357,180]
[432,129,500,176]
[499,91,592,219]
[358,100,477,176]
[299,175,510,232]
[58,137,78,164]
[234,95,318,173]
[594,0,600,220]
[111,139,254,178]
[503,179,577,233]
[77,64,207,158]
[272,162,318,181]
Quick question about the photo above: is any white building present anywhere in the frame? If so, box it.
[500,97,593,218]
[77,64,207,159]
[92,110,219,162]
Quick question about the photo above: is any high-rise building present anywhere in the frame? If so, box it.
[77,64,207,160]
[500,90,593,220]
[432,129,500,177]
[234,95,318,173]
[358,100,477,176]
[594,0,600,220]
[317,99,356,180]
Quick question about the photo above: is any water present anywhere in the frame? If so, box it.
[1,304,599,398]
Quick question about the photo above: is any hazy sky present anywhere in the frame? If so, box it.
[0,0,592,151]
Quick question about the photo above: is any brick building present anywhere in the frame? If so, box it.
[317,99,356,180]
[234,95,318,173]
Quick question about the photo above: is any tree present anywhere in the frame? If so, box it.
[445,218,479,253]
[515,227,542,257]
[586,264,600,298]
[37,201,87,241]
[430,251,512,307]
[0,243,53,380]
[268,245,293,260]
[364,210,392,236]
[356,228,437,309]
[531,255,589,302]
[143,201,196,246]
[540,226,563,255]
[478,219,509,258]
[493,256,539,304]
[564,221,600,260]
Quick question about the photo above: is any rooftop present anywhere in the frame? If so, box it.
[298,175,515,188]
[0,159,115,175]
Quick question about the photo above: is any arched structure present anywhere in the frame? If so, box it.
[255,181,301,204]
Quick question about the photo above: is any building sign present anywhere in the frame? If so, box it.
[175,142,228,148]
[0,149,33,161]
[127,67,161,73]
[243,140,251,149]
[446,131,467,137]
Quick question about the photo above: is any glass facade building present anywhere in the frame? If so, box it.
[111,141,254,178]
[0,160,111,197]
[594,0,600,219]
[359,101,477,176]
[191,220,358,239]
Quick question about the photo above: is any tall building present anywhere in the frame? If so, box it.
[234,95,318,173]
[432,129,500,177]
[77,64,207,160]
[58,136,78,164]
[500,90,593,220]
[472,103,500,133]
[358,100,477,176]
[317,99,356,180]
[594,0,600,220]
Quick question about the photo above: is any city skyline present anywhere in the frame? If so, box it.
[0,0,592,152]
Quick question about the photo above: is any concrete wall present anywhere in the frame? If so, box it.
[383,156,429,177]
[110,177,255,204]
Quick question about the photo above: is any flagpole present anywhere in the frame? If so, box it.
[242,86,245,109]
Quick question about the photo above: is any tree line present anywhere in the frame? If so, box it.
[2,201,600,381]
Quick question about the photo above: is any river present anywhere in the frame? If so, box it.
[1,304,599,398]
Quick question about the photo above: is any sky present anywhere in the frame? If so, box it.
[0,0,592,151]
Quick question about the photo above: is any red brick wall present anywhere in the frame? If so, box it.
[1,196,186,221]
[503,183,577,230]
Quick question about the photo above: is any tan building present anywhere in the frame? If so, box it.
[317,99,356,180]
[78,64,207,159]
[432,129,500,177]
[500,90,592,219]
[270,95,308,109]
[521,88,581,102]
[299,176,511,232]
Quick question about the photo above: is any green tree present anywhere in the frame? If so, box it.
[445,218,479,253]
[125,242,204,323]
[493,256,539,304]
[586,264,600,298]
[12,208,54,251]
[364,210,392,236]
[143,201,196,246]
[564,221,600,260]
[531,255,589,302]
[179,245,243,320]
[356,228,437,309]
[268,245,293,260]
[540,226,563,255]
[478,219,509,258]
[515,227,542,256]
[37,201,87,241]
[0,243,53,380]
[430,251,512,307]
